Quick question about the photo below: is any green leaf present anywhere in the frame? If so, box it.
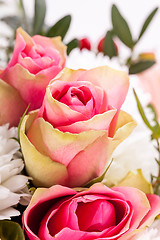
[133,89,154,131]
[104,31,117,58]
[0,220,25,240]
[33,0,46,35]
[129,60,155,74]
[46,15,71,40]
[18,104,30,140]
[67,38,79,55]
[147,103,159,127]
[138,7,158,41]
[111,4,134,48]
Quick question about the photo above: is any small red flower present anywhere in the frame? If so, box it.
[97,37,118,55]
[79,38,91,51]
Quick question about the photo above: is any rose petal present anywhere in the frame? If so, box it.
[76,65,129,111]
[20,112,68,187]
[138,194,160,229]
[0,64,62,110]
[0,79,26,126]
[27,114,107,168]
[38,87,88,127]
[67,132,109,187]
[8,28,34,67]
[113,186,151,230]
[76,199,116,231]
[33,35,66,67]
[58,110,116,133]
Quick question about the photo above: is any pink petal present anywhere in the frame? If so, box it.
[67,132,109,187]
[76,199,116,231]
[38,87,88,127]
[0,64,62,110]
[58,109,116,133]
[76,65,129,110]
[0,79,27,126]
[8,28,34,67]
[18,55,42,74]
[113,187,151,231]
[138,194,160,228]
[33,35,66,67]
[27,117,107,170]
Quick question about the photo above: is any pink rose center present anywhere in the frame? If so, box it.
[48,80,107,120]
[76,200,116,232]
[18,44,61,74]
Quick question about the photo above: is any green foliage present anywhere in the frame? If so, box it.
[33,0,46,35]
[111,4,158,73]
[133,89,153,131]
[104,31,117,58]
[46,15,71,40]
[111,4,134,48]
[138,7,158,41]
[129,60,155,74]
[0,220,25,240]
[67,38,79,55]
[133,89,160,195]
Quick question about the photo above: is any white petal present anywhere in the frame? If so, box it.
[0,207,20,220]
[2,175,29,192]
[0,188,20,211]
[0,185,10,200]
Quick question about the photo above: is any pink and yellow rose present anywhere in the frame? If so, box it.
[23,183,160,240]
[0,28,66,126]
[20,66,136,188]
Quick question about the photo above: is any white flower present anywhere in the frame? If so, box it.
[0,124,31,220]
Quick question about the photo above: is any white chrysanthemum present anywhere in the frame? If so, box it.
[0,124,31,220]
[67,48,125,71]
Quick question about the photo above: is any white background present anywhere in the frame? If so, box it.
[44,0,160,55]
[16,0,160,56]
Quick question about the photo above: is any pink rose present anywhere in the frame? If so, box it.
[20,66,136,188]
[0,27,66,126]
[138,63,160,118]
[23,183,160,240]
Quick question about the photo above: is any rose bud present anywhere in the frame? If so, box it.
[79,38,91,51]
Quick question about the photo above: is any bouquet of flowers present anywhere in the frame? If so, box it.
[0,1,160,240]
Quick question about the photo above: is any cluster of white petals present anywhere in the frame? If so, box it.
[0,124,30,220]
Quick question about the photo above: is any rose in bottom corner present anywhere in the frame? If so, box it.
[20,66,136,188]
[23,183,160,240]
